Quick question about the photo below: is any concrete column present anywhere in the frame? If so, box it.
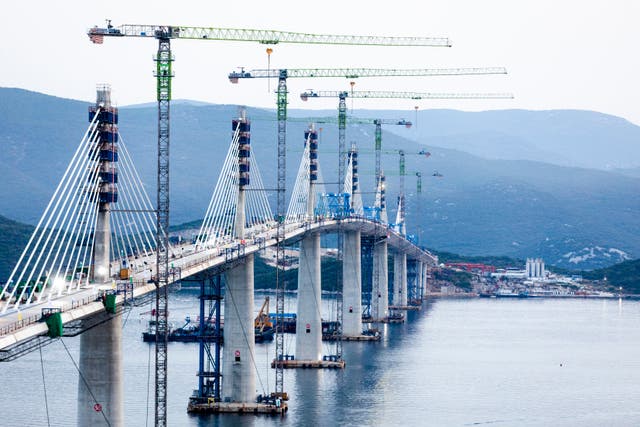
[417,261,423,300]
[296,233,322,361]
[342,230,362,336]
[77,316,123,426]
[393,252,407,306]
[371,241,388,321]
[222,254,256,402]
[92,210,111,284]
[423,263,429,297]
[235,189,246,239]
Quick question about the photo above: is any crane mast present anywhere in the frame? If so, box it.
[88,20,453,423]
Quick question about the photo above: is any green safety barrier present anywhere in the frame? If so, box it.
[45,312,63,338]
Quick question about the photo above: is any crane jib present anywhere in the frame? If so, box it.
[87,23,452,47]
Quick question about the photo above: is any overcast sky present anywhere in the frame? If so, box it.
[4,1,639,124]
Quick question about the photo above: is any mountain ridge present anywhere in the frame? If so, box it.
[1,87,638,270]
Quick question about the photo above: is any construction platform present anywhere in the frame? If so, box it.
[271,359,346,369]
[362,316,405,324]
[389,305,422,311]
[323,333,381,341]
[187,400,287,415]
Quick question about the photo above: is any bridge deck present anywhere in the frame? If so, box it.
[0,217,436,352]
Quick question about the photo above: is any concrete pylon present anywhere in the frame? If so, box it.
[77,317,123,426]
[393,252,407,306]
[371,240,388,321]
[78,84,122,426]
[342,230,362,336]
[296,232,322,361]
[222,254,256,402]
[222,110,256,403]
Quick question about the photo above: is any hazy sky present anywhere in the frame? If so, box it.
[4,1,640,124]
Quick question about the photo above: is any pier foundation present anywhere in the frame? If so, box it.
[371,240,389,321]
[77,316,123,426]
[342,230,362,337]
[295,233,322,361]
[222,255,256,403]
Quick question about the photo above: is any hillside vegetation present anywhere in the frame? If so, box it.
[0,215,33,282]
[581,259,640,294]
[2,88,639,270]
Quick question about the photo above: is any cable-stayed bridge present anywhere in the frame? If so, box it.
[0,86,436,422]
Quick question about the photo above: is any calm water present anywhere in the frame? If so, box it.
[3,289,640,426]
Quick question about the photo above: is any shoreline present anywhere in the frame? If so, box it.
[426,292,640,300]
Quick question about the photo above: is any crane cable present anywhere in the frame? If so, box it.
[145,298,153,427]
[39,339,51,427]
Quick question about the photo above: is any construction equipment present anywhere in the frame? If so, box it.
[87,20,452,424]
[254,297,273,333]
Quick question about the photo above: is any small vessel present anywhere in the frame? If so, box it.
[494,288,528,298]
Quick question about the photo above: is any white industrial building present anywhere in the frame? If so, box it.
[526,258,546,279]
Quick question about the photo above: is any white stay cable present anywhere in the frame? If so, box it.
[1,115,100,311]
[38,145,102,302]
[198,125,240,246]
[117,150,153,255]
[118,135,157,252]
[9,124,100,310]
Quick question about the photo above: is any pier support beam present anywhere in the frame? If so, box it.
[416,261,423,302]
[222,254,256,403]
[296,233,322,361]
[393,252,407,307]
[342,230,362,336]
[407,259,418,305]
[371,240,389,321]
[77,316,123,426]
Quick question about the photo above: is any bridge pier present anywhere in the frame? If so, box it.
[392,252,407,307]
[422,263,429,298]
[342,230,362,336]
[222,254,256,403]
[295,233,322,361]
[77,316,123,426]
[416,260,423,303]
[371,240,389,321]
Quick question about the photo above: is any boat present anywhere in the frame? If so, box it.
[494,288,529,298]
